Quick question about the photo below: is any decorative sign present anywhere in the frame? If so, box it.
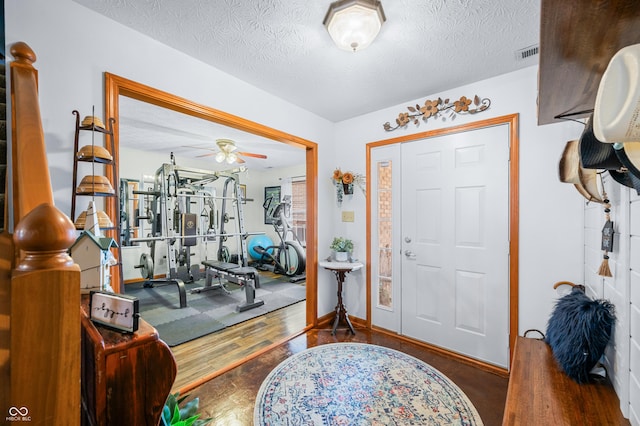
[601,220,615,252]
[89,291,139,333]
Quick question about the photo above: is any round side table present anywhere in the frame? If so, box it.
[319,261,363,335]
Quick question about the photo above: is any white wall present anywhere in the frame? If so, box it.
[333,65,586,335]
[243,164,307,245]
[6,1,594,336]
[6,0,337,312]
[584,173,635,419]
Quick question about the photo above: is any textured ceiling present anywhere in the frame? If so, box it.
[74,0,541,123]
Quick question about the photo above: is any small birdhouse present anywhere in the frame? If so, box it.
[70,230,118,294]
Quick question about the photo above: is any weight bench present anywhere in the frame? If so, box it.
[142,278,187,309]
[193,260,264,312]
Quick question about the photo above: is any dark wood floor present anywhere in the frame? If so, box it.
[187,325,509,425]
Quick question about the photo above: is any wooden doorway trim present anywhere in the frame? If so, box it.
[104,72,318,327]
[366,113,519,366]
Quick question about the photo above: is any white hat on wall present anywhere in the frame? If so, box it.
[593,43,640,143]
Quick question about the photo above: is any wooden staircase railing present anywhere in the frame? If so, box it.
[0,42,80,425]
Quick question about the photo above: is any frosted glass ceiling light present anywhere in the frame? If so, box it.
[323,0,386,52]
[226,152,238,164]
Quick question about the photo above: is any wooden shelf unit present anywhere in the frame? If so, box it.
[537,0,640,125]
[70,110,119,228]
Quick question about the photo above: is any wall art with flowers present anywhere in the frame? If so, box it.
[332,168,365,205]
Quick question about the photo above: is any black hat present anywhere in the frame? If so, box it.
[579,115,623,170]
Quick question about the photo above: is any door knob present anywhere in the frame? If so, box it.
[404,250,416,259]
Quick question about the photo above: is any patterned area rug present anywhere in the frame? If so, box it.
[125,272,305,347]
[254,343,483,425]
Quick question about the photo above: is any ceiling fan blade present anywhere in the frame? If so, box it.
[238,151,267,159]
[236,157,246,164]
[184,145,217,152]
[196,152,216,158]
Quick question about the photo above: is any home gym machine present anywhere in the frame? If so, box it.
[195,174,265,312]
[130,154,264,311]
[253,194,306,282]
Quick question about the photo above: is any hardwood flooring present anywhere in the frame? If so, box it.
[170,300,306,391]
[171,304,509,426]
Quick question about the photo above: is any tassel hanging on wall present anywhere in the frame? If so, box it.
[598,180,614,277]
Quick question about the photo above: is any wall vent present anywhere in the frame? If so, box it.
[515,44,539,61]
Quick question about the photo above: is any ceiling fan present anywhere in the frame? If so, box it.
[189,139,268,164]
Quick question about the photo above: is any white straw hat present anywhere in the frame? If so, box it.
[593,43,640,143]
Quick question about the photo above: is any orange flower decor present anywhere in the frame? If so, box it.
[332,168,365,205]
[420,99,440,118]
[454,96,472,112]
[342,172,354,184]
[333,168,360,185]
[383,95,491,131]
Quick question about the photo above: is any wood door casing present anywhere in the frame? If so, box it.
[366,114,519,371]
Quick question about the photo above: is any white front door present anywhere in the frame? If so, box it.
[400,124,510,367]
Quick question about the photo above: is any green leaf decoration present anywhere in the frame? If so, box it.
[162,392,212,426]
[180,398,200,419]
[172,406,181,424]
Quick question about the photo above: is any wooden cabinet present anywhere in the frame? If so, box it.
[538,0,640,125]
[81,297,177,426]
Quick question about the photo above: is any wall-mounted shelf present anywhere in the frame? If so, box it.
[537,0,640,125]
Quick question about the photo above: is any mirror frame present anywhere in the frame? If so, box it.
[104,72,318,327]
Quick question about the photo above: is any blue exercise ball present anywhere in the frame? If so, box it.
[248,235,274,259]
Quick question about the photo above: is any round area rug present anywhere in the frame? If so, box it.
[254,342,483,425]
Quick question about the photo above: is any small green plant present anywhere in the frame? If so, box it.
[330,237,353,253]
[161,392,212,426]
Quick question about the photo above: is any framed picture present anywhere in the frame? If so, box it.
[239,184,247,204]
[264,186,281,224]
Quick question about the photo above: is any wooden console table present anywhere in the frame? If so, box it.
[320,261,363,335]
[81,296,177,425]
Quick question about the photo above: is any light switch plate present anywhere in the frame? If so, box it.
[342,211,354,222]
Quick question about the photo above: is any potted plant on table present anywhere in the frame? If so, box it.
[330,237,353,262]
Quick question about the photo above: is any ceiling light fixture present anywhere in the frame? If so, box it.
[215,138,239,164]
[323,0,386,52]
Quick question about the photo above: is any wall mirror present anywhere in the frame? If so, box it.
[104,73,317,330]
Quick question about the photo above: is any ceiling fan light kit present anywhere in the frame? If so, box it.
[215,138,240,164]
[323,0,386,52]
[188,138,268,164]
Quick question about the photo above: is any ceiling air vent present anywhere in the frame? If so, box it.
[515,44,539,61]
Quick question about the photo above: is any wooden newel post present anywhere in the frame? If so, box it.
[11,203,80,425]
